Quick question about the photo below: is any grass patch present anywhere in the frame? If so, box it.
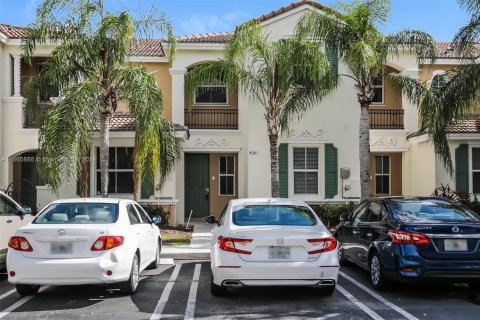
[161,229,192,245]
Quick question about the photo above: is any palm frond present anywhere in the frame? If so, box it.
[385,29,437,64]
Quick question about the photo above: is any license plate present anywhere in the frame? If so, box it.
[51,242,73,254]
[268,246,291,259]
[444,239,468,252]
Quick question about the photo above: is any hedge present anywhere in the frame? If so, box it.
[309,202,356,228]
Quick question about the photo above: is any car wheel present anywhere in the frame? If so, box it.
[147,241,161,270]
[119,253,140,295]
[210,274,228,297]
[337,241,349,266]
[15,284,40,296]
[369,252,390,291]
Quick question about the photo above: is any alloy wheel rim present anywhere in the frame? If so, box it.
[156,245,160,264]
[370,256,380,285]
[131,256,139,290]
[338,244,343,261]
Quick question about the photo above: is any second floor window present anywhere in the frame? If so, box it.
[195,85,227,104]
[372,74,383,104]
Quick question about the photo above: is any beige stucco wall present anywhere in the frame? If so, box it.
[408,141,437,196]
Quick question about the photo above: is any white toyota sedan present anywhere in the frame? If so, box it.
[205,198,339,296]
[7,198,162,296]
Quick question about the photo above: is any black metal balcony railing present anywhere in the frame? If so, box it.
[23,103,50,128]
[185,108,238,130]
[369,109,404,130]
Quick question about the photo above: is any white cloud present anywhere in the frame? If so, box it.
[179,10,249,35]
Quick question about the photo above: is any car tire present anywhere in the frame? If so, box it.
[119,253,140,295]
[316,284,336,296]
[337,241,349,266]
[147,241,161,270]
[369,252,390,291]
[210,274,228,297]
[15,284,40,296]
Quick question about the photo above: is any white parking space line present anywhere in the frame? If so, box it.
[0,286,49,319]
[150,264,182,320]
[336,285,384,320]
[184,264,201,320]
[339,271,419,320]
[0,290,15,302]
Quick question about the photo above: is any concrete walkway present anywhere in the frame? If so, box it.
[161,218,212,260]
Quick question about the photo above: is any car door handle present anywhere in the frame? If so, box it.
[352,230,359,234]
[6,219,13,223]
[366,232,373,237]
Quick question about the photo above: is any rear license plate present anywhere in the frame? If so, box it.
[51,242,73,254]
[268,246,291,259]
[444,239,468,252]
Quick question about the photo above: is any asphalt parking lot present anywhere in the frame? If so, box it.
[1,260,480,320]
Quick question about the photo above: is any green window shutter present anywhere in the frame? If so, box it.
[141,178,154,199]
[325,43,338,75]
[279,143,288,198]
[325,144,338,199]
[455,144,469,193]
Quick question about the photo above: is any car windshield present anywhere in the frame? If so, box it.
[33,203,118,224]
[232,205,318,226]
[389,199,480,223]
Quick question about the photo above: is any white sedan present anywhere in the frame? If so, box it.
[205,198,339,296]
[7,198,162,296]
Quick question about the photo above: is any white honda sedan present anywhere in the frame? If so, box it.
[7,198,162,296]
[205,198,339,296]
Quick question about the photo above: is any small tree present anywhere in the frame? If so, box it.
[185,21,337,197]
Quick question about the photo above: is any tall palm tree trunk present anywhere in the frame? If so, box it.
[99,112,111,197]
[79,157,89,197]
[359,102,370,200]
[267,104,281,198]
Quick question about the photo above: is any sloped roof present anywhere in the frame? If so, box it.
[177,32,230,44]
[435,41,480,59]
[446,115,480,134]
[97,113,188,133]
[0,24,24,39]
[252,0,328,23]
[130,39,165,56]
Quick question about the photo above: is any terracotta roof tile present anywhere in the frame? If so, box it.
[252,0,328,23]
[177,32,230,44]
[94,113,188,133]
[130,39,165,56]
[446,115,480,134]
[433,41,480,59]
[0,24,24,39]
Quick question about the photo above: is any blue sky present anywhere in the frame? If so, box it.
[0,0,471,41]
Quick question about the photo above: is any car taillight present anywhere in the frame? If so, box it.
[218,236,252,255]
[307,237,337,254]
[388,230,430,245]
[8,236,33,252]
[91,236,124,251]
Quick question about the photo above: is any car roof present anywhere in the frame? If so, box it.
[229,198,309,207]
[368,196,451,202]
[50,198,125,204]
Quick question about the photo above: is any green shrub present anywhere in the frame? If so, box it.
[309,202,356,228]
[432,184,480,215]
[141,205,170,227]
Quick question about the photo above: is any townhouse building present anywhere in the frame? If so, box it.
[0,0,477,226]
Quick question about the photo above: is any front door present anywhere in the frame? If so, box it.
[185,154,210,218]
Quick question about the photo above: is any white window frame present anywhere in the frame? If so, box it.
[470,145,480,194]
[374,155,391,195]
[194,84,229,105]
[219,155,235,196]
[430,70,447,91]
[371,74,384,105]
[288,144,323,201]
[95,147,134,195]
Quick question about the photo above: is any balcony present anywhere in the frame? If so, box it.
[369,109,404,130]
[184,108,238,130]
[23,103,51,128]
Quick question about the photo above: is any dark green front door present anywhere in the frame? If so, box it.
[185,154,210,218]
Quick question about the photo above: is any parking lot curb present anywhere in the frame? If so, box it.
[161,246,210,260]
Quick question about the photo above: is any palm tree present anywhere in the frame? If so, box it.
[389,0,480,175]
[185,21,337,198]
[22,0,180,198]
[296,0,437,199]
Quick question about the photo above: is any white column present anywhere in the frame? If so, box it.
[169,68,186,125]
[399,68,420,133]
[12,54,22,97]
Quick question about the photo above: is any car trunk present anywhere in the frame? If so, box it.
[229,226,331,262]
[401,223,480,260]
[18,224,110,259]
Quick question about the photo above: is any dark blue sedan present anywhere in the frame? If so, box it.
[335,197,480,290]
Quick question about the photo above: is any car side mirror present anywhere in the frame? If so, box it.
[18,207,32,216]
[151,216,162,225]
[204,215,217,225]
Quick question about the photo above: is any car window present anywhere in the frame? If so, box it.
[390,199,480,222]
[0,194,18,216]
[33,203,118,224]
[127,204,141,225]
[367,201,386,222]
[232,205,318,226]
[352,203,368,227]
[218,204,228,225]
[134,204,151,223]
